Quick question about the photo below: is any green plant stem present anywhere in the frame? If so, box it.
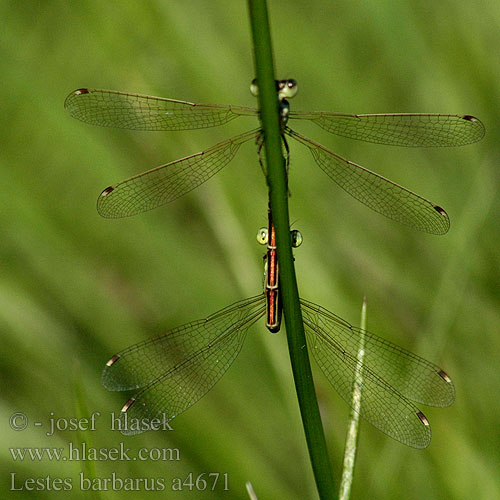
[246,481,259,500]
[339,297,367,500]
[247,2,336,498]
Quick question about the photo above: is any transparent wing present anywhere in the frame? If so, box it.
[300,299,455,406]
[287,128,450,234]
[301,298,455,448]
[97,129,260,218]
[65,88,257,131]
[103,295,266,435]
[289,111,485,147]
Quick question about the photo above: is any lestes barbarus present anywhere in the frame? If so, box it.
[65,80,484,234]
[103,208,454,448]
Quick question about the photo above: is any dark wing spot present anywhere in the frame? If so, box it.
[75,88,91,95]
[100,186,115,197]
[417,411,430,426]
[106,354,120,367]
[434,205,447,216]
[438,369,452,383]
[121,398,136,413]
[461,115,477,122]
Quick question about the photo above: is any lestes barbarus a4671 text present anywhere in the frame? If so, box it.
[65,80,484,234]
[103,208,454,448]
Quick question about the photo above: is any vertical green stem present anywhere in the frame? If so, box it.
[247,2,336,498]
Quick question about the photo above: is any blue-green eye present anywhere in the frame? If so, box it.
[256,227,268,244]
[291,229,303,247]
[250,78,259,97]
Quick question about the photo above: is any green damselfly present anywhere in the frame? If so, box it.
[65,80,484,234]
[103,208,454,448]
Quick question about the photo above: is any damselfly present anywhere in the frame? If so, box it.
[65,80,484,234]
[103,209,454,448]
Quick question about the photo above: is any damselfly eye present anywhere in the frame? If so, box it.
[280,79,298,99]
[250,79,259,97]
[291,229,303,247]
[256,227,268,245]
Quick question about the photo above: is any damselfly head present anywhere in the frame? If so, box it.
[256,227,303,247]
[250,79,298,100]
[277,79,298,100]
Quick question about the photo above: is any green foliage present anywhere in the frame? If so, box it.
[1,1,498,499]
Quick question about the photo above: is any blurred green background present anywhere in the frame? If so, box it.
[1,1,499,499]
